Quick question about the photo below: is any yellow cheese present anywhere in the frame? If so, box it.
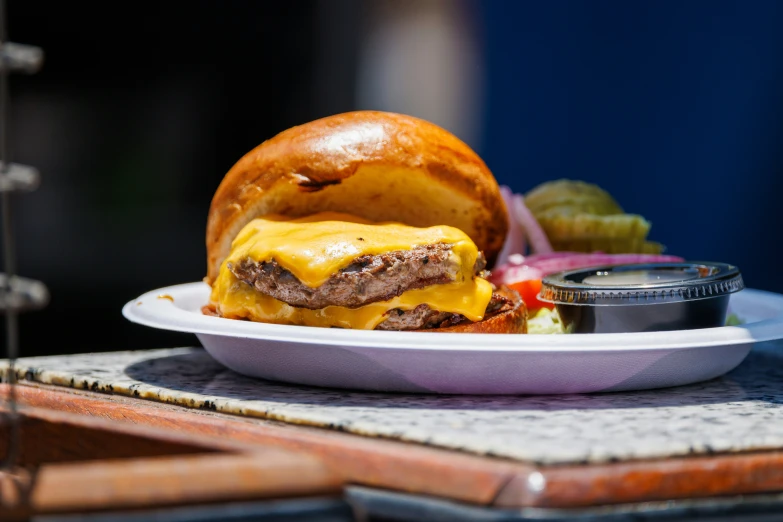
[225,212,479,288]
[211,212,493,330]
[211,268,493,330]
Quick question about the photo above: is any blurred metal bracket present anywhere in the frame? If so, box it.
[0,274,49,313]
[0,163,39,192]
[0,42,43,74]
[0,0,46,486]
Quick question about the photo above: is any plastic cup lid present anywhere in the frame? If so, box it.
[539,262,745,306]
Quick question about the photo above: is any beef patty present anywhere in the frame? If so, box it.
[376,291,512,331]
[230,243,487,310]
[201,290,513,331]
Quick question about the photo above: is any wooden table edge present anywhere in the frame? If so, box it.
[1,383,524,506]
[5,381,783,509]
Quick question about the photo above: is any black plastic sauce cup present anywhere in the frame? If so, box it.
[539,262,745,334]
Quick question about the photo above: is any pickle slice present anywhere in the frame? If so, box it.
[536,212,651,240]
[525,180,623,216]
[523,179,663,254]
[550,239,665,254]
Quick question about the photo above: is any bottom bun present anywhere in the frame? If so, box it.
[426,285,527,334]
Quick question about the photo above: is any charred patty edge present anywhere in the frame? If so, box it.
[375,290,512,331]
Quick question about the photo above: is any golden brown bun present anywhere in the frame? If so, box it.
[427,286,527,334]
[206,111,508,284]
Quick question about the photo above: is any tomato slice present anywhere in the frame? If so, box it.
[507,279,554,311]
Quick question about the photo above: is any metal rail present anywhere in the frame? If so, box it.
[0,0,47,480]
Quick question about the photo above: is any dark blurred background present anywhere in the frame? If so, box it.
[4,0,782,357]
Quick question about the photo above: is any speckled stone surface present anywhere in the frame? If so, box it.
[3,341,783,465]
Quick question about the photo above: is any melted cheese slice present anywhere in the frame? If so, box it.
[211,269,493,330]
[211,212,493,330]
[225,212,479,288]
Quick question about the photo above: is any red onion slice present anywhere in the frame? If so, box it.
[490,252,685,286]
[495,186,526,267]
[511,193,553,255]
[525,253,685,275]
[490,264,545,286]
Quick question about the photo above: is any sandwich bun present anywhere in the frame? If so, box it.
[206,111,509,285]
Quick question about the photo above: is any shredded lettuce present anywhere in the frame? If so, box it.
[725,313,744,326]
[527,307,565,335]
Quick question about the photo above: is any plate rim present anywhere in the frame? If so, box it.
[122,282,783,353]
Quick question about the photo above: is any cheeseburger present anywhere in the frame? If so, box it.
[204,111,526,333]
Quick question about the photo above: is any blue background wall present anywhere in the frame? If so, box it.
[477,0,783,293]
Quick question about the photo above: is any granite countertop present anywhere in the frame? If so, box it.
[4,341,783,465]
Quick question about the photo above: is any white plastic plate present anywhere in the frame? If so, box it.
[123,283,783,395]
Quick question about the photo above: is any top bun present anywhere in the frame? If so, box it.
[206,111,508,284]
